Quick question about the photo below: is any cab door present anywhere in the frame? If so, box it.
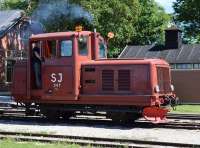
[42,39,75,100]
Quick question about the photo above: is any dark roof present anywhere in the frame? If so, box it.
[0,10,23,38]
[119,44,200,64]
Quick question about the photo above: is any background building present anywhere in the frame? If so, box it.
[119,26,200,103]
[0,10,44,92]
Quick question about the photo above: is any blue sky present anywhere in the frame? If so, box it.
[155,0,176,13]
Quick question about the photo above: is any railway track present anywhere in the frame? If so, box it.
[1,106,200,119]
[168,113,200,120]
[0,107,200,130]
[0,114,200,131]
[0,131,199,148]
[0,108,199,147]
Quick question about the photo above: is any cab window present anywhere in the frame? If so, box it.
[45,40,57,58]
[99,39,107,58]
[78,35,88,56]
[60,40,72,56]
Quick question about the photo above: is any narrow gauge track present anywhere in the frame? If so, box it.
[0,131,199,148]
[0,107,200,130]
[137,119,200,130]
[0,108,25,114]
[0,114,200,131]
[168,113,200,120]
[1,106,200,120]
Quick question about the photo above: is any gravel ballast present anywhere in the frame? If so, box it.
[0,119,199,145]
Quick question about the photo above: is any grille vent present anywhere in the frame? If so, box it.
[118,70,130,91]
[85,67,95,72]
[102,70,114,91]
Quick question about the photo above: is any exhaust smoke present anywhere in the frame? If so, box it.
[31,0,93,32]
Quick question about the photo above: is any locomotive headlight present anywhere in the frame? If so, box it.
[154,85,160,93]
[170,84,175,91]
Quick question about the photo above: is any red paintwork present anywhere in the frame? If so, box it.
[11,31,175,122]
[143,106,169,123]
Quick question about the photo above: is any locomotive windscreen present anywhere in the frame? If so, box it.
[157,67,171,94]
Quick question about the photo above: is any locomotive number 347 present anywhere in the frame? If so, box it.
[50,73,63,89]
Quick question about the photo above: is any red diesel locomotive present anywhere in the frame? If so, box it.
[11,29,178,123]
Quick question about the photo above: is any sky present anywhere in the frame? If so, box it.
[155,0,176,13]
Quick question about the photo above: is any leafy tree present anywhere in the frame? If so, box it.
[132,0,170,45]
[70,0,139,57]
[0,0,92,32]
[1,0,171,57]
[173,0,200,43]
[0,0,28,10]
[71,0,140,57]
[71,0,170,57]
[0,0,38,14]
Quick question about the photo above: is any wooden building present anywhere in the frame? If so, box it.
[0,10,44,92]
[119,26,200,103]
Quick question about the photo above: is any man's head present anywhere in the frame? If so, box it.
[32,41,40,48]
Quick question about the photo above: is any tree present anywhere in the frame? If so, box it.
[0,0,92,32]
[133,0,170,45]
[173,0,200,43]
[1,0,171,57]
[71,0,170,57]
[0,0,38,14]
[71,0,140,57]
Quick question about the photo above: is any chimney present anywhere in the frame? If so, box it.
[165,25,182,49]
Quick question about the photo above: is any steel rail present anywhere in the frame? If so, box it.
[1,109,200,130]
[169,113,200,115]
[0,131,199,148]
[0,114,200,130]
[168,113,200,120]
[1,109,200,118]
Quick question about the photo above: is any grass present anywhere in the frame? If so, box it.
[0,138,81,148]
[172,105,200,113]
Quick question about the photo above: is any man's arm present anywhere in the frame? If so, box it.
[34,51,42,61]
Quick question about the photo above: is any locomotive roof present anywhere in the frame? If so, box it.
[30,31,92,40]
[82,58,169,66]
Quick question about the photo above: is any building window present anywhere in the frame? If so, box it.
[176,64,193,69]
[6,60,15,83]
[171,63,200,70]
[170,64,175,69]
[194,64,200,69]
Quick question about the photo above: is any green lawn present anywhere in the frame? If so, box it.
[172,105,200,113]
[0,139,81,148]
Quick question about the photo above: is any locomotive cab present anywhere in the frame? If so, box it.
[12,31,107,101]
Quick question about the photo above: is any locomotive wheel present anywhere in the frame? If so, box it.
[123,113,141,123]
[61,111,73,120]
[108,112,141,124]
[41,109,60,121]
[46,110,60,121]
[109,112,125,123]
[25,108,35,116]
[25,104,35,116]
